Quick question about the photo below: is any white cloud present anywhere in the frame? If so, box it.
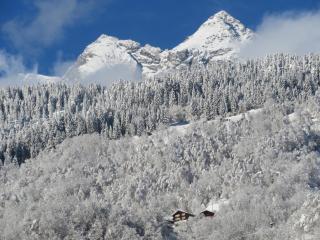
[240,10,320,58]
[0,50,37,87]
[2,0,107,54]
[0,51,26,75]
[64,63,143,86]
[0,0,109,86]
[52,52,74,77]
[79,64,142,86]
[53,60,74,77]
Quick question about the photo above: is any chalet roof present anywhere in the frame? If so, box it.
[200,210,215,217]
[201,210,215,214]
[172,210,195,217]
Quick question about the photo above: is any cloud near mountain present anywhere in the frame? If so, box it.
[240,10,320,58]
[2,0,109,55]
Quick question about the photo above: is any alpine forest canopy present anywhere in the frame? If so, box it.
[1,80,320,239]
[0,54,320,166]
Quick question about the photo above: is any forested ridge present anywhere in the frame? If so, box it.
[1,54,320,165]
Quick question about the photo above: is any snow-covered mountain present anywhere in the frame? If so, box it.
[63,35,143,85]
[63,11,253,83]
[173,10,253,58]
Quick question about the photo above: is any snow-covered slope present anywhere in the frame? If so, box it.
[63,11,253,83]
[2,105,320,239]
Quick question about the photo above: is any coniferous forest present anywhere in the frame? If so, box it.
[1,54,320,239]
[1,54,320,165]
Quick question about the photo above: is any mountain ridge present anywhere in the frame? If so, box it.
[16,11,253,85]
[63,10,253,83]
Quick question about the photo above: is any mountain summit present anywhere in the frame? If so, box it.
[173,10,253,56]
[63,11,253,83]
[63,35,143,85]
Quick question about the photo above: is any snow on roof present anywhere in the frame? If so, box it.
[206,199,230,212]
[226,108,263,122]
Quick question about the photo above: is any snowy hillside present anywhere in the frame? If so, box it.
[63,11,253,83]
[1,52,320,239]
[1,103,320,239]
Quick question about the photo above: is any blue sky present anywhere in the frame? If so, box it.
[1,0,320,76]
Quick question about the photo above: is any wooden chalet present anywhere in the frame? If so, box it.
[172,210,195,223]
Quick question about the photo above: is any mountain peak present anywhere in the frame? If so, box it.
[205,10,242,27]
[63,34,143,84]
[96,34,119,42]
[210,10,232,20]
[173,10,253,55]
